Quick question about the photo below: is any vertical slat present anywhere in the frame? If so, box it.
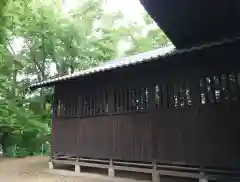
[206,77,215,104]
[185,78,192,107]
[121,88,125,113]
[103,90,106,113]
[85,95,88,117]
[233,72,240,101]
[124,87,128,113]
[161,82,168,109]
[225,73,231,101]
[108,88,114,114]
[179,79,185,108]
[93,92,96,116]
[72,95,75,117]
[66,98,70,118]
[168,80,175,108]
[158,84,162,108]
[200,77,208,105]
[82,94,86,118]
[114,89,118,113]
[190,74,200,107]
[119,88,123,113]
[75,93,78,117]
[52,90,57,118]
[100,91,103,114]
[88,95,91,117]
[68,94,73,118]
[128,87,132,112]
[96,91,100,114]
[70,97,73,118]
[89,93,93,117]
[221,74,229,101]
[229,72,238,101]
[137,86,141,112]
[168,82,174,108]
[138,86,143,112]
[173,82,179,108]
[105,91,109,113]
[148,84,155,109]
[87,93,91,117]
[144,87,148,110]
[214,75,222,102]
[78,94,82,118]
[132,88,137,112]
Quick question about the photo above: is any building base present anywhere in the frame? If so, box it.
[48,161,54,169]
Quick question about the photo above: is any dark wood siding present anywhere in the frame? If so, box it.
[51,40,240,170]
[52,103,240,168]
[52,118,79,156]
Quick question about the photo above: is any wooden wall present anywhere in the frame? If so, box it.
[52,104,240,168]
[51,40,240,169]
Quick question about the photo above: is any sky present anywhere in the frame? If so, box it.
[15,0,163,79]
[63,0,147,23]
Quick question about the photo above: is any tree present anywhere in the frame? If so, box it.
[0,0,170,156]
[125,14,169,55]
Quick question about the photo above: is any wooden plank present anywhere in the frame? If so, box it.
[147,84,155,109]
[127,87,132,112]
[113,165,152,173]
[79,158,109,163]
[161,82,168,108]
[114,161,152,167]
[78,162,109,169]
[124,87,128,113]
[158,170,200,179]
[108,88,114,114]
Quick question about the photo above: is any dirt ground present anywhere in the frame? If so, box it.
[0,156,144,182]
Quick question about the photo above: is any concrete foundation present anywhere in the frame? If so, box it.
[152,172,160,182]
[48,161,54,169]
[75,165,81,173]
[108,168,115,177]
[199,178,208,182]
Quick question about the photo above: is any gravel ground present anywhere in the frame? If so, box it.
[0,156,150,182]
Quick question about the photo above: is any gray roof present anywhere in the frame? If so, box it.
[30,43,175,88]
[30,37,240,89]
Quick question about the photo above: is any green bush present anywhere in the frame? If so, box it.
[15,148,30,157]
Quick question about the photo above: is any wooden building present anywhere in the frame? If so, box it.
[31,39,240,182]
[139,0,240,49]
[30,1,240,181]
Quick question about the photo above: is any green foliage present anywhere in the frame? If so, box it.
[0,0,169,157]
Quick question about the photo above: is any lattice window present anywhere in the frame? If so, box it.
[155,84,161,108]
[160,80,192,109]
[56,97,67,117]
[55,90,109,119]
[80,91,109,118]
[200,73,240,105]
[114,86,148,113]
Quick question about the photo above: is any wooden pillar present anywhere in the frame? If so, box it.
[108,159,115,177]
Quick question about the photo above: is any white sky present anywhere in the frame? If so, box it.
[15,0,163,78]
[63,0,146,23]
